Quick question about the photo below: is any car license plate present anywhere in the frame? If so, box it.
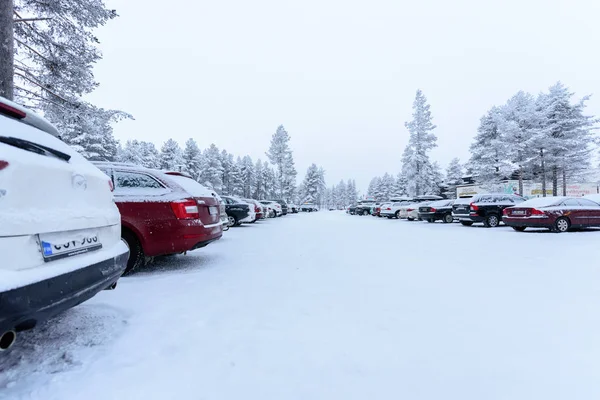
[39,233,102,262]
[512,210,526,215]
[209,206,218,215]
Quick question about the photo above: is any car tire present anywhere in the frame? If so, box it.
[122,230,145,275]
[553,217,570,233]
[427,218,434,223]
[443,213,453,224]
[387,216,392,219]
[460,221,473,226]
[395,211,400,219]
[228,215,236,226]
[484,214,500,228]
[512,226,526,232]
[407,217,414,221]
[363,210,369,216]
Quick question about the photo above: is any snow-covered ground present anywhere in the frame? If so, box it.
[2,212,600,400]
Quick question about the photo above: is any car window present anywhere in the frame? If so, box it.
[560,199,580,207]
[114,171,164,190]
[577,198,600,207]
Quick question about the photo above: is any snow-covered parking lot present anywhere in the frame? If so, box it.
[2,211,600,400]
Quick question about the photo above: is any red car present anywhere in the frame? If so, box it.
[503,196,600,232]
[94,163,223,273]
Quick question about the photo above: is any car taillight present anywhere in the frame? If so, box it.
[430,207,436,212]
[170,199,200,219]
[0,102,26,119]
[503,208,509,216]
[530,208,544,215]
[407,208,414,212]
[386,207,391,210]
[108,179,114,192]
[0,161,8,171]
[255,206,260,213]
[470,202,479,211]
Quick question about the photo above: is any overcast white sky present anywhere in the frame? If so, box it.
[88,0,600,193]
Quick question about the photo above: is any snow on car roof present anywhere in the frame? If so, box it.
[584,194,600,204]
[162,174,215,197]
[429,199,454,207]
[513,196,568,208]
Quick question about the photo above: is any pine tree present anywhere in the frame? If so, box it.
[240,155,256,198]
[444,158,463,199]
[140,142,160,169]
[118,140,145,166]
[469,106,513,188]
[4,1,131,159]
[182,138,203,180]
[266,125,297,201]
[199,144,224,191]
[220,150,234,195]
[367,177,381,198]
[230,156,244,196]
[253,159,265,199]
[337,180,347,208]
[302,164,321,203]
[263,161,277,198]
[401,90,438,196]
[392,173,409,197]
[159,139,184,170]
[346,179,358,204]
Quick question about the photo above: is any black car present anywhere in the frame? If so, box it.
[348,205,357,215]
[355,201,376,216]
[452,193,525,227]
[301,203,318,212]
[222,196,250,226]
[271,199,288,215]
[419,199,455,223]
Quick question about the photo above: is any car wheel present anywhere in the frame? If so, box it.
[512,226,526,232]
[484,214,500,228]
[460,221,473,226]
[363,210,369,216]
[228,215,236,226]
[407,217,414,221]
[122,230,145,275]
[554,217,570,233]
[387,216,392,219]
[443,213,453,224]
[395,211,400,219]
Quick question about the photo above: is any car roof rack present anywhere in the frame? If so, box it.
[0,96,60,137]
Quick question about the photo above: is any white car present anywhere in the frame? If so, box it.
[380,198,413,218]
[399,195,444,220]
[260,200,282,217]
[0,97,129,350]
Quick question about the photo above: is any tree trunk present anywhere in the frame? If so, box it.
[552,166,558,197]
[0,0,14,99]
[518,165,523,196]
[562,168,567,196]
[540,148,546,197]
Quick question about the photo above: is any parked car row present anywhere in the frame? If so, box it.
[0,97,297,351]
[349,192,600,232]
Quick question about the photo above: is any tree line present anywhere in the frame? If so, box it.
[366,83,598,201]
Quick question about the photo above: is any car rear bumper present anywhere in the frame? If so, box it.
[454,214,484,223]
[503,218,551,228]
[0,248,128,333]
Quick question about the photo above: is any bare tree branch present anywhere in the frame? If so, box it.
[14,17,52,23]
[14,72,72,103]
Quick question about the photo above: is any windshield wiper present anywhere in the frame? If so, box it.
[0,136,71,162]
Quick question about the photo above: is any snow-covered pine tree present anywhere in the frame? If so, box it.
[253,159,265,199]
[469,106,513,188]
[6,1,131,159]
[392,173,409,197]
[140,142,160,169]
[444,158,463,199]
[240,155,256,198]
[316,167,327,207]
[159,139,184,171]
[199,144,224,192]
[367,177,381,198]
[401,90,438,196]
[220,150,234,195]
[302,164,321,204]
[346,179,358,204]
[230,156,244,196]
[531,82,597,195]
[182,138,203,180]
[337,180,347,208]
[263,162,277,199]
[266,125,297,201]
[118,140,145,166]
[378,173,395,201]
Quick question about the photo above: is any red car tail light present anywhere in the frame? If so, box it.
[170,199,200,219]
[430,207,436,212]
[470,202,479,211]
[530,208,544,215]
[255,206,260,213]
[407,208,414,212]
[108,179,114,192]
[0,161,9,171]
[503,208,509,216]
[386,207,391,210]
[0,102,26,119]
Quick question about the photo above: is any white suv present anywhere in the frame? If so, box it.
[0,97,129,351]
